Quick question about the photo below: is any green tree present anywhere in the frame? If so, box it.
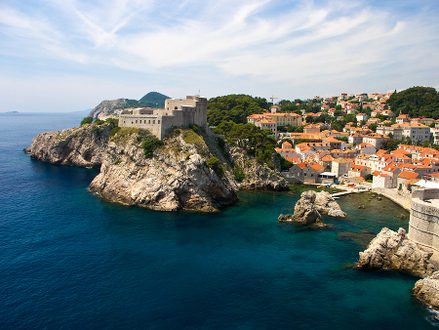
[80,116,93,126]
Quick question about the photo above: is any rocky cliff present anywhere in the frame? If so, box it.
[28,123,113,168]
[229,147,288,191]
[278,190,345,228]
[89,99,139,119]
[89,128,237,212]
[358,227,435,277]
[413,271,439,314]
[27,123,291,212]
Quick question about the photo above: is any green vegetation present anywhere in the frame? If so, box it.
[214,121,277,168]
[109,126,121,137]
[233,166,245,182]
[138,91,170,108]
[387,86,439,118]
[80,116,93,126]
[365,174,373,183]
[336,136,348,143]
[142,135,163,158]
[278,154,292,171]
[206,157,224,177]
[94,119,105,125]
[278,125,304,133]
[109,127,138,143]
[207,94,269,126]
[182,129,207,150]
[105,118,119,126]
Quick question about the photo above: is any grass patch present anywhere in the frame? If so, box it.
[182,129,207,150]
[109,127,138,143]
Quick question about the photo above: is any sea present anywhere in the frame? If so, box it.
[0,112,437,329]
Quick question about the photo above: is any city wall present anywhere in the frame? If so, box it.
[408,188,439,256]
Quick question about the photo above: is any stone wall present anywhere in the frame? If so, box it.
[119,96,207,139]
[408,188,439,255]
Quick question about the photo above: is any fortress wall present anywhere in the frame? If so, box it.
[119,115,162,139]
[408,189,439,253]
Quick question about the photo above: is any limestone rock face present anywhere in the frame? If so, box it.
[278,190,327,228]
[229,147,288,191]
[313,191,347,217]
[413,271,439,312]
[29,123,113,168]
[89,130,237,212]
[358,227,435,277]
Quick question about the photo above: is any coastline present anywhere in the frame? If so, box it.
[371,188,411,211]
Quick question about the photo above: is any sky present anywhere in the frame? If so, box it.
[0,0,439,112]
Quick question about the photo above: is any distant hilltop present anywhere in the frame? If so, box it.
[89,91,170,119]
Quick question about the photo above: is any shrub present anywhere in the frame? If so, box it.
[94,119,105,125]
[80,116,93,126]
[109,126,121,137]
[233,166,245,182]
[142,135,163,158]
[105,118,119,126]
[206,157,224,177]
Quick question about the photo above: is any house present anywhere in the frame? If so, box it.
[303,163,324,184]
[331,158,351,177]
[362,133,389,149]
[395,123,431,143]
[372,171,393,189]
[397,170,420,188]
[356,113,369,122]
[396,114,410,124]
[348,165,369,178]
[356,143,376,155]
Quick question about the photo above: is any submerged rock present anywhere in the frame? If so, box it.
[413,272,439,313]
[358,227,435,278]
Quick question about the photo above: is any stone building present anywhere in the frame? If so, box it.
[118,95,207,139]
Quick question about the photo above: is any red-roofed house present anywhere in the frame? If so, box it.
[348,165,369,178]
[372,171,392,188]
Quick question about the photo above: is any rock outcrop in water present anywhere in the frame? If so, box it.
[27,124,288,212]
[29,123,113,168]
[278,190,345,228]
[413,272,439,313]
[358,227,435,277]
[89,128,237,212]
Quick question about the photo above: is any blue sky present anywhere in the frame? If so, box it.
[0,0,438,112]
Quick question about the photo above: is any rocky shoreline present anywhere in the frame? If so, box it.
[26,124,288,212]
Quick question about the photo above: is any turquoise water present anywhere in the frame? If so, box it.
[0,113,436,329]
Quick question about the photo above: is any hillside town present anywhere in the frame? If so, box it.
[246,91,439,197]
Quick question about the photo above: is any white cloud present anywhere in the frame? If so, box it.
[0,0,438,108]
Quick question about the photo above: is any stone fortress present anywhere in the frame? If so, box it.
[408,188,439,262]
[118,95,207,139]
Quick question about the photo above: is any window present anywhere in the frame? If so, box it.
[153,120,155,124]
[144,120,146,124]
[148,120,150,124]
[158,120,160,124]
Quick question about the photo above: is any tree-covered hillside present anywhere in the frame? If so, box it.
[207,94,269,126]
[387,86,439,118]
[138,92,170,108]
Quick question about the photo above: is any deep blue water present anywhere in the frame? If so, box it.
[0,113,437,329]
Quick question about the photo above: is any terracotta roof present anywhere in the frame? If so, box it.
[398,171,419,180]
